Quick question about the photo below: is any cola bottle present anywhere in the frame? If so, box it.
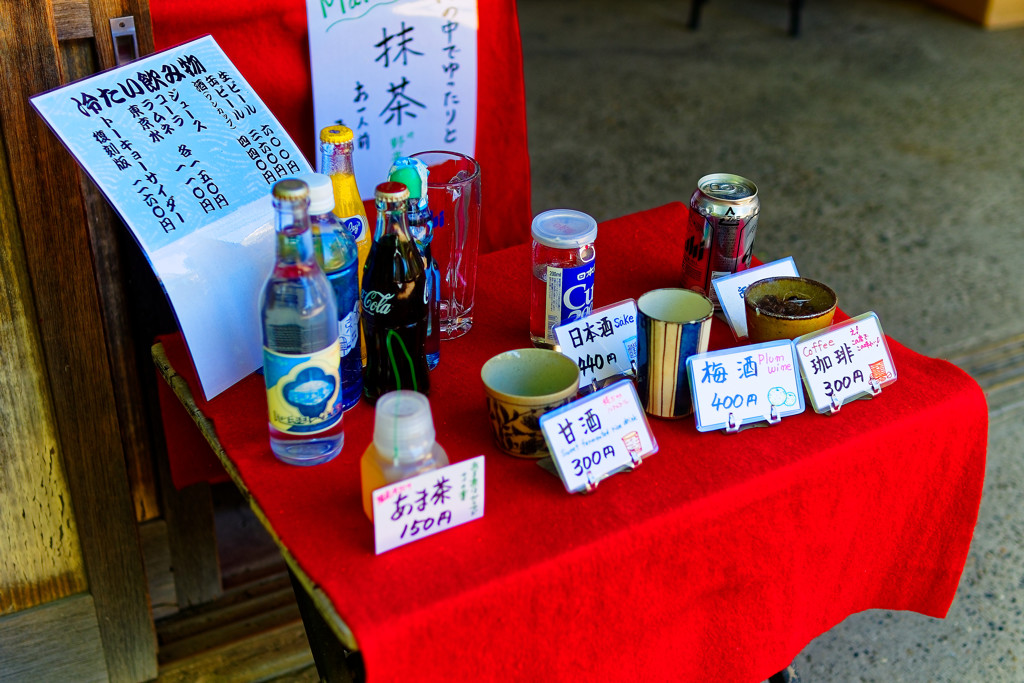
[361,182,430,404]
[388,157,440,370]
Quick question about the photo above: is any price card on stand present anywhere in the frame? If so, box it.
[372,456,485,554]
[712,257,799,339]
[795,312,897,414]
[553,300,638,389]
[539,380,657,494]
[688,341,805,432]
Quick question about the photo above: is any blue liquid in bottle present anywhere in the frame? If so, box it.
[303,173,363,411]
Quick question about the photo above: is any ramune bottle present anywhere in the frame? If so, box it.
[260,179,344,465]
[361,182,430,404]
[389,157,440,370]
[360,390,448,521]
[301,173,362,411]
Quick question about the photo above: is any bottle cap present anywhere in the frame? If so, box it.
[273,178,309,202]
[373,391,436,462]
[531,209,598,249]
[387,157,429,200]
[298,173,335,214]
[319,125,354,144]
[375,181,410,202]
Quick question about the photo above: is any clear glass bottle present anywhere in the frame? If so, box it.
[361,182,430,404]
[389,157,440,370]
[529,209,598,348]
[301,173,362,411]
[260,179,344,465]
[360,390,448,521]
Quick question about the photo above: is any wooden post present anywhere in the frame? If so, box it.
[0,0,158,679]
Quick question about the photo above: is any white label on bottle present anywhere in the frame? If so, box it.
[341,214,367,244]
[372,456,485,554]
[339,306,360,356]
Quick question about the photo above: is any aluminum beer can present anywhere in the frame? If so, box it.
[682,173,760,309]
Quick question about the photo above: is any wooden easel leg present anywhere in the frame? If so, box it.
[789,0,805,36]
[289,571,364,683]
[689,0,708,30]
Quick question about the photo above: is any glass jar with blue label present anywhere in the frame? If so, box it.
[529,209,598,348]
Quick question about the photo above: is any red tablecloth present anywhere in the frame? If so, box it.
[158,202,987,682]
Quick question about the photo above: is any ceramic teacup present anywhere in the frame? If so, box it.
[635,288,714,419]
[744,276,838,343]
[480,348,580,458]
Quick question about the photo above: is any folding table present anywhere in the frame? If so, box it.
[155,201,987,682]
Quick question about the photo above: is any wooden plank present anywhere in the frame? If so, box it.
[54,0,92,39]
[0,69,89,614]
[0,0,156,679]
[156,620,315,683]
[140,520,180,620]
[157,572,294,645]
[59,35,163,524]
[0,593,108,682]
[88,0,155,71]
[160,602,304,665]
[161,479,224,608]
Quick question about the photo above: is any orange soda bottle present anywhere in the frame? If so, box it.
[318,125,370,363]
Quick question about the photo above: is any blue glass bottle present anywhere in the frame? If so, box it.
[260,179,344,465]
[302,173,362,411]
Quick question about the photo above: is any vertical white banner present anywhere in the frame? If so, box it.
[306,0,479,198]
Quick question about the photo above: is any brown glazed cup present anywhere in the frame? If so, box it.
[744,277,838,343]
[481,348,581,458]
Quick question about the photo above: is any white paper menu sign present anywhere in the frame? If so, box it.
[712,257,799,339]
[30,36,313,399]
[539,380,657,494]
[305,0,478,198]
[553,300,638,387]
[795,312,897,414]
[688,341,805,432]
[372,456,485,554]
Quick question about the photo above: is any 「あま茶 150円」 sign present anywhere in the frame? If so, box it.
[372,456,485,554]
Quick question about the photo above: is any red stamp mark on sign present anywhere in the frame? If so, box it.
[869,359,889,383]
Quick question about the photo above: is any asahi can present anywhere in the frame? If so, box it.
[682,173,760,309]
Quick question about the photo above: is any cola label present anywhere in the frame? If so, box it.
[362,290,395,315]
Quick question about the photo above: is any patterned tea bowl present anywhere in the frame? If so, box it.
[480,348,580,458]
[744,276,838,343]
